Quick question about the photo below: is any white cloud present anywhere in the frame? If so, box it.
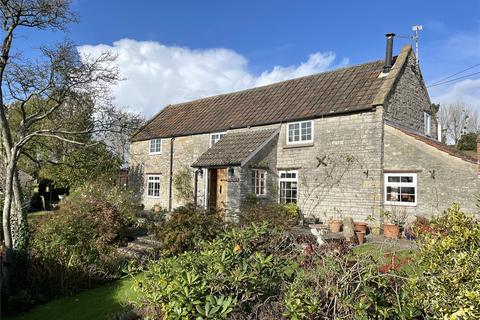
[431,78,480,110]
[78,39,346,116]
[424,31,480,111]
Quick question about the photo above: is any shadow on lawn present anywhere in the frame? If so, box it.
[2,251,127,318]
[5,277,137,320]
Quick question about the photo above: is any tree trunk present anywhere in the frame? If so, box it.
[1,161,14,293]
[10,169,28,253]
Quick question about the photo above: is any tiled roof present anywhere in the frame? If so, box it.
[387,122,477,164]
[131,59,392,141]
[192,128,279,167]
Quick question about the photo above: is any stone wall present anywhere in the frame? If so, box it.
[129,134,210,210]
[240,135,279,206]
[276,109,385,222]
[385,52,437,139]
[384,124,479,215]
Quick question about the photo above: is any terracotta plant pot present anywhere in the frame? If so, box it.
[354,222,368,233]
[329,219,342,233]
[383,223,400,239]
[356,231,366,245]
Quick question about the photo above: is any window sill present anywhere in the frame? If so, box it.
[384,202,417,207]
[283,142,314,149]
[149,152,162,155]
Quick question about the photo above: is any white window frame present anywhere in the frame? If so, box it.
[384,173,417,206]
[286,120,314,145]
[278,170,299,204]
[210,131,227,147]
[424,112,431,136]
[149,138,162,155]
[251,169,267,196]
[147,174,161,198]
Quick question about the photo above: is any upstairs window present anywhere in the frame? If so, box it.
[147,175,161,198]
[210,132,227,147]
[251,170,267,196]
[384,173,417,206]
[286,120,313,144]
[279,170,298,203]
[424,112,431,136]
[149,138,162,154]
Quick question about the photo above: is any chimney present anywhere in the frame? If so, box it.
[383,33,395,73]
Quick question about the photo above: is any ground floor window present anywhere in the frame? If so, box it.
[384,173,417,206]
[147,175,161,198]
[252,169,267,196]
[279,170,298,203]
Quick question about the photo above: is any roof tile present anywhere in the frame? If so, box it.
[132,59,388,141]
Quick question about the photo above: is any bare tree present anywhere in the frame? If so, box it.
[0,0,125,288]
[438,102,474,145]
[467,108,480,134]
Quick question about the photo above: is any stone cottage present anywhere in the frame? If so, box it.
[129,35,479,221]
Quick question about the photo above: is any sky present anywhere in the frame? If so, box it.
[18,0,480,117]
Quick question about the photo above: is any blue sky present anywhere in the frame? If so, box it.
[21,0,480,116]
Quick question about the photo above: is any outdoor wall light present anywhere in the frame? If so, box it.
[429,169,435,179]
[228,167,235,177]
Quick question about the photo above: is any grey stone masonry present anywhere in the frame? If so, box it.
[129,133,211,210]
[384,50,437,139]
[384,124,478,215]
[276,109,385,222]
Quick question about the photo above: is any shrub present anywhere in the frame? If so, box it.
[6,181,140,314]
[239,203,297,229]
[173,165,194,205]
[405,204,480,319]
[284,251,414,319]
[134,223,296,319]
[154,205,225,256]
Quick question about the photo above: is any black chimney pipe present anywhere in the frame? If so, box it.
[383,33,395,73]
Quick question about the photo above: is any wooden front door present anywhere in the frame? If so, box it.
[216,168,228,210]
[208,168,228,211]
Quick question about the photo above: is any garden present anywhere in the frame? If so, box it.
[4,187,480,319]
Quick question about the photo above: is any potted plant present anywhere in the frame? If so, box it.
[328,208,343,233]
[366,214,381,236]
[382,208,408,239]
[356,231,366,244]
[381,210,398,238]
[354,221,368,233]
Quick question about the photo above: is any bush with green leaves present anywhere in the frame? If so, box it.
[133,223,297,319]
[405,204,480,319]
[7,181,141,313]
[284,252,416,320]
[239,202,298,229]
[153,205,225,256]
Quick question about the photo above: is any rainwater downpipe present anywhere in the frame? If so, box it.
[168,137,175,211]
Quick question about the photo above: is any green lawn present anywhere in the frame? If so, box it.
[6,276,141,320]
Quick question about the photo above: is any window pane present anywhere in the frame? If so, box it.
[388,176,400,182]
[385,174,416,204]
[400,186,415,194]
[279,173,298,204]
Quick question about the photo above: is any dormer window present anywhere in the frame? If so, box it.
[424,112,431,136]
[210,132,227,147]
[286,120,313,144]
[149,138,162,154]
